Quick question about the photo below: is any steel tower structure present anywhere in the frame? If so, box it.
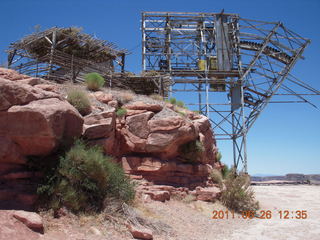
[141,11,320,172]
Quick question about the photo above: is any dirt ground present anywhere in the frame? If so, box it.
[138,185,320,240]
[1,185,319,240]
[226,185,320,240]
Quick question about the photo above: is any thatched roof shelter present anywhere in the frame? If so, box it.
[6,27,170,96]
[7,27,127,82]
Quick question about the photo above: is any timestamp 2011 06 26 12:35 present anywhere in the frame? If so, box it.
[212,210,308,220]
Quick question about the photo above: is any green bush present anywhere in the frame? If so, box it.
[221,164,230,179]
[165,98,186,108]
[221,171,259,213]
[179,140,204,163]
[84,72,105,91]
[116,107,127,117]
[38,140,135,213]
[169,97,177,105]
[176,100,185,108]
[216,151,222,162]
[67,89,91,116]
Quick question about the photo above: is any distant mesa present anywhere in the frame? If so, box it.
[251,173,320,185]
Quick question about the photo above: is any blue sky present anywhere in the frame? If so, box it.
[1,0,319,175]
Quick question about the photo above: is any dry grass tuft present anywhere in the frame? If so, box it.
[149,94,164,101]
[66,88,91,116]
[117,90,135,105]
[221,171,259,213]
[182,194,196,203]
[210,169,223,186]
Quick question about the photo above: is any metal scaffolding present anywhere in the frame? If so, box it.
[141,11,320,172]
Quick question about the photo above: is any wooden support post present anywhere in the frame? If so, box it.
[70,54,74,83]
[7,49,16,68]
[48,29,57,77]
[121,54,125,73]
[36,60,39,77]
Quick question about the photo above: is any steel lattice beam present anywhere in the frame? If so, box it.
[141,11,318,172]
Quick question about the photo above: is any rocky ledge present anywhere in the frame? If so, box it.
[0,68,222,209]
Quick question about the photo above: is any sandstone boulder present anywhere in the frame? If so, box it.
[126,111,154,139]
[83,110,116,155]
[88,226,102,236]
[17,78,42,86]
[195,186,221,201]
[127,224,153,240]
[108,100,118,108]
[146,117,198,158]
[12,210,44,233]
[0,98,83,156]
[35,84,59,93]
[193,115,216,164]
[0,78,59,111]
[0,67,29,81]
[83,110,115,139]
[145,190,170,202]
[135,182,191,203]
[0,137,26,164]
[122,157,212,187]
[124,101,163,112]
[0,210,41,240]
[93,91,113,103]
[126,109,148,116]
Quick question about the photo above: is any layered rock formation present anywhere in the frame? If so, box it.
[83,93,218,188]
[0,68,220,209]
[0,68,83,209]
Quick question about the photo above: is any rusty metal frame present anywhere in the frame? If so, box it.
[141,12,318,172]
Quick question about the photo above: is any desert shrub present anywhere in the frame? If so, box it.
[221,171,259,213]
[193,110,200,114]
[141,70,159,77]
[117,91,135,105]
[210,169,223,186]
[84,72,105,91]
[182,194,196,203]
[38,140,135,213]
[169,97,177,105]
[123,71,136,77]
[176,100,185,108]
[179,140,204,163]
[116,107,127,117]
[149,94,163,101]
[216,151,222,162]
[177,110,186,117]
[67,88,91,116]
[221,164,230,179]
